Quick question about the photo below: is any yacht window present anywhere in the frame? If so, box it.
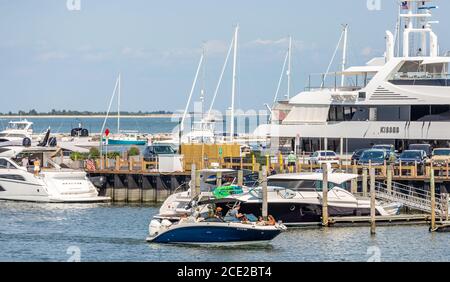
[268,179,342,191]
[0,175,25,181]
[0,159,16,169]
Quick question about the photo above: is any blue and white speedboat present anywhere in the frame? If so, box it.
[146,218,285,245]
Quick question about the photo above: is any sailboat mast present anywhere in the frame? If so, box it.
[181,53,204,133]
[341,24,348,87]
[230,25,238,143]
[117,73,121,134]
[287,36,292,99]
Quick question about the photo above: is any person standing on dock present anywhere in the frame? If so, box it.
[287,151,297,173]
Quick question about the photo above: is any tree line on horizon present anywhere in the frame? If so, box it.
[0,109,174,116]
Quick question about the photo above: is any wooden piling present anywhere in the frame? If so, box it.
[370,168,376,235]
[237,170,243,186]
[216,171,222,187]
[262,166,268,220]
[387,164,392,195]
[190,164,196,200]
[431,167,436,231]
[322,163,329,227]
[195,170,201,198]
[351,162,358,194]
[362,168,368,197]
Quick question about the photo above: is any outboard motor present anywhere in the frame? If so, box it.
[149,219,162,237]
[37,129,51,147]
[71,128,81,137]
[81,128,89,137]
[22,137,32,147]
[48,137,57,147]
[71,127,89,137]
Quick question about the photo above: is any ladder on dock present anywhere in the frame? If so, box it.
[374,181,447,216]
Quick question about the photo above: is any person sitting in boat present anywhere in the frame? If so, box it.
[228,204,244,221]
[256,216,266,226]
[267,215,276,226]
[214,207,223,219]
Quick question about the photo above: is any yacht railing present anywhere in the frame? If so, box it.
[305,72,369,92]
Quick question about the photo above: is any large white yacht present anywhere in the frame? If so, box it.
[0,120,33,144]
[255,0,450,153]
[0,148,110,203]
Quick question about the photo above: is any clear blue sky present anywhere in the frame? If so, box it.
[0,0,449,113]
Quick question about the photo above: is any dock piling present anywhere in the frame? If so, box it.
[190,164,196,200]
[322,163,329,227]
[362,168,368,197]
[216,171,222,187]
[431,168,436,231]
[237,170,243,186]
[387,164,392,195]
[262,166,268,220]
[370,168,376,235]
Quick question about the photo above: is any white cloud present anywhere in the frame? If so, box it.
[203,40,229,55]
[35,51,69,62]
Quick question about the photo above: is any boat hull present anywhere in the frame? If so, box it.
[104,139,147,145]
[147,223,282,244]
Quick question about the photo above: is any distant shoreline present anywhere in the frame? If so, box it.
[0,114,179,119]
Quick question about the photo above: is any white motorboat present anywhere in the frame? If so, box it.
[0,120,33,144]
[0,153,110,203]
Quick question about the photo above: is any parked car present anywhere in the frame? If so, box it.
[408,144,432,157]
[351,148,370,163]
[396,150,428,166]
[309,150,340,165]
[372,144,396,153]
[358,149,395,166]
[143,144,176,161]
[430,148,450,166]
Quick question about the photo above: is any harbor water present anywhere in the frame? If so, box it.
[1,201,449,262]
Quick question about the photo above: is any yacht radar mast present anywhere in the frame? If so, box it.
[400,0,439,57]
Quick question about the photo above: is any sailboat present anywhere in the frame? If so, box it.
[101,74,148,146]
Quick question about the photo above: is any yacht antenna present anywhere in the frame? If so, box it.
[341,25,348,87]
[230,24,239,143]
[181,52,204,133]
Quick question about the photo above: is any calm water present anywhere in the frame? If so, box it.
[0,116,268,136]
[0,201,449,262]
[0,117,178,135]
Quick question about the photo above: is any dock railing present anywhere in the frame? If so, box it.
[85,154,450,181]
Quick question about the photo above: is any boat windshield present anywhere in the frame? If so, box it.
[7,122,29,130]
